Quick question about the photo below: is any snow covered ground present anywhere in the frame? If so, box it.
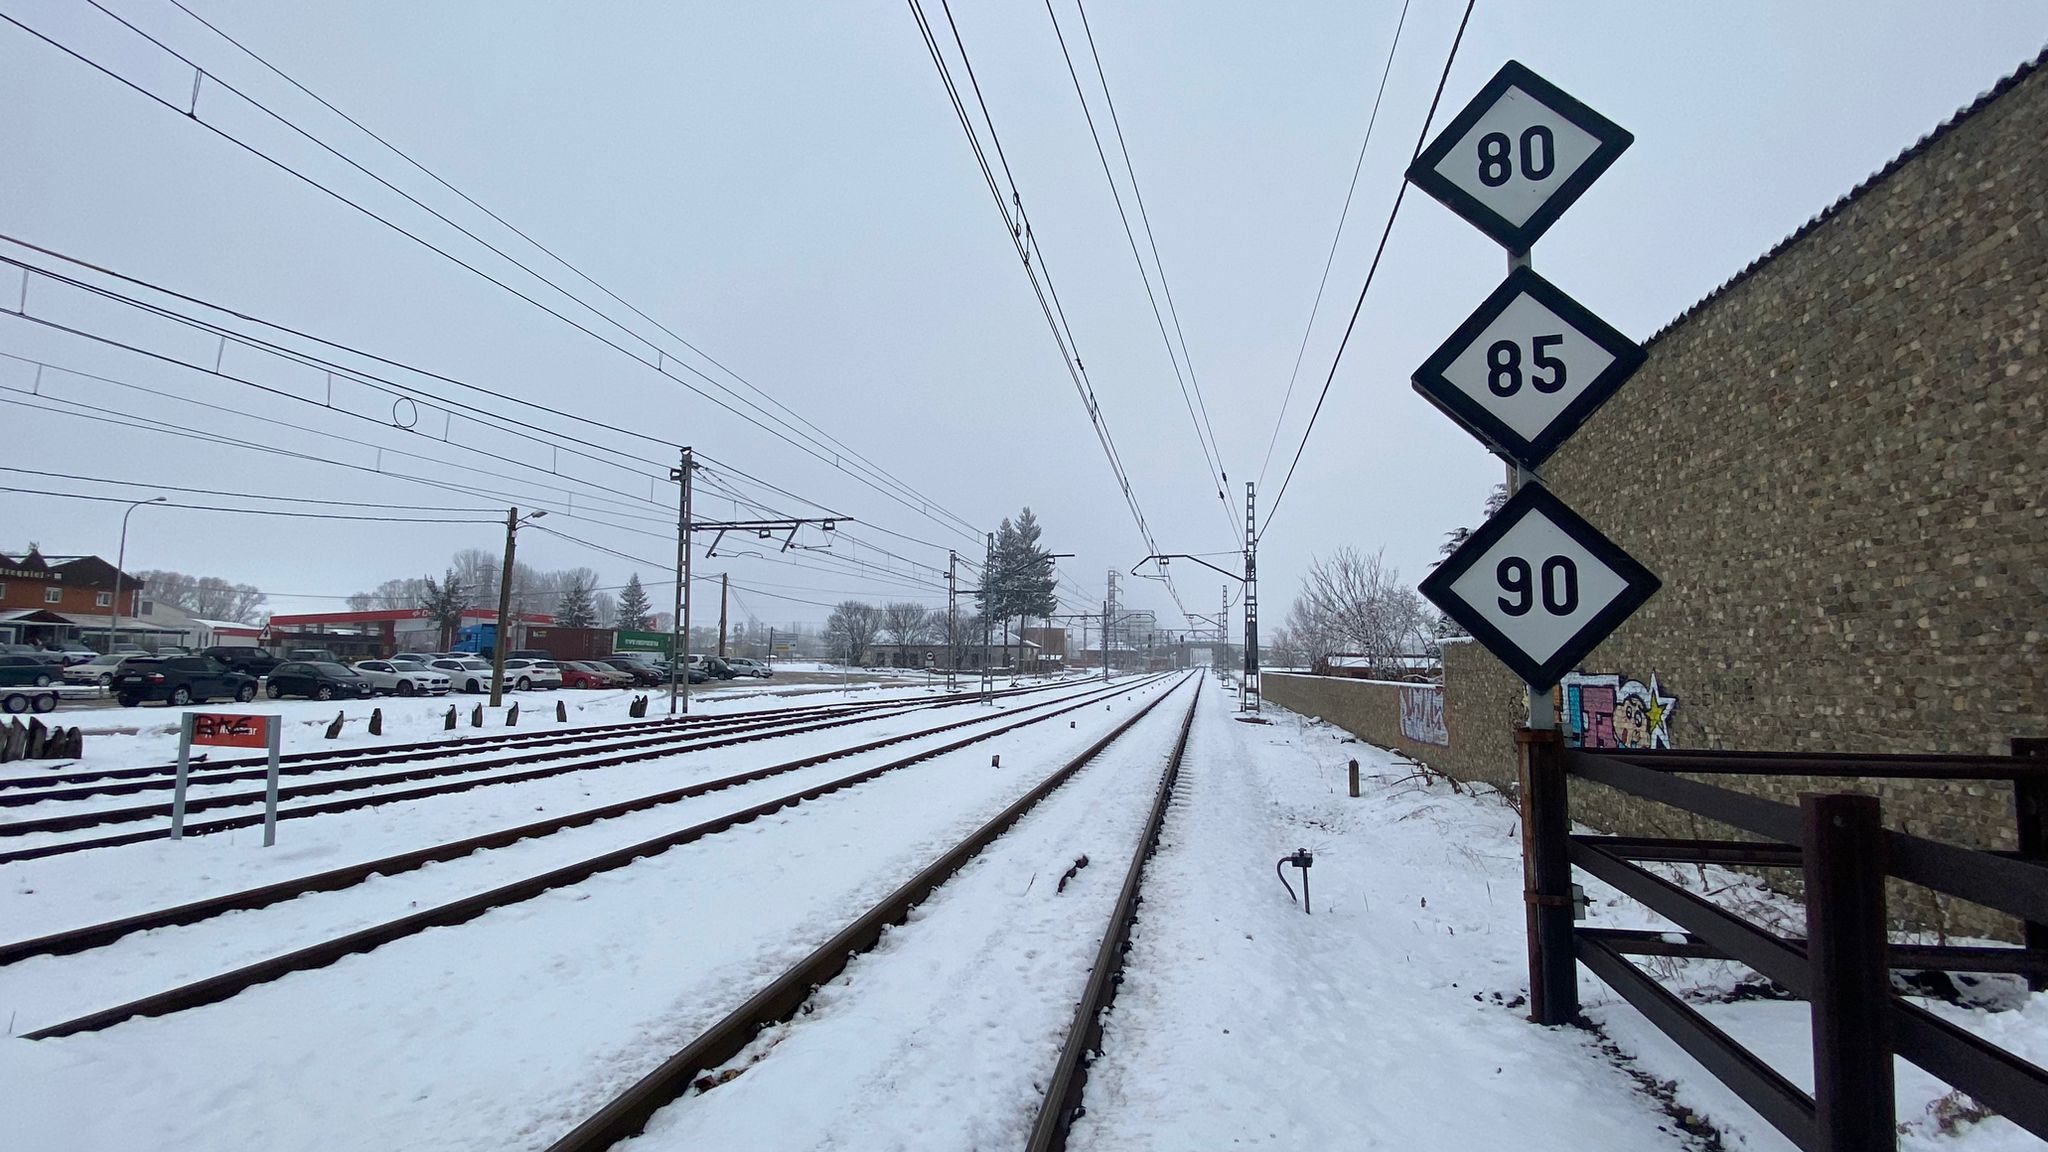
[3,678,2039,1150]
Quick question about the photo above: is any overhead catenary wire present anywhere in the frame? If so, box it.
[1049,0,1239,547]
[0,484,502,523]
[0,466,499,513]
[153,0,980,547]
[1263,0,1477,532]
[909,0,1191,622]
[3,5,987,549]
[1256,0,1414,492]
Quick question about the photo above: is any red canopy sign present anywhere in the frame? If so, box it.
[192,713,274,749]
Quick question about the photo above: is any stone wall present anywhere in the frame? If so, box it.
[1518,55,2046,936]
[1262,673,1453,770]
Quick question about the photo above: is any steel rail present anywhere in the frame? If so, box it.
[540,675,1199,1152]
[0,679,1065,794]
[19,676,1178,1037]
[0,676,1161,864]
[0,675,1166,966]
[1027,674,1198,1150]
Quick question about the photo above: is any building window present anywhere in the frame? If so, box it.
[96,591,112,607]
[44,587,62,604]
[139,599,153,617]
[0,582,7,599]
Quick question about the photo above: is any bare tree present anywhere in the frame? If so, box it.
[1289,547,1432,673]
[824,600,884,666]
[134,569,267,622]
[348,577,429,612]
[881,601,933,665]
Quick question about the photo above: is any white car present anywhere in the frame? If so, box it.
[428,657,502,694]
[352,659,452,697]
[64,652,147,687]
[500,658,564,691]
[726,657,772,678]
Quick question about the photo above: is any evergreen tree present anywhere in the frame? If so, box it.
[557,572,598,629]
[615,573,653,630]
[421,568,469,651]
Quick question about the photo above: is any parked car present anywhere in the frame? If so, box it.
[687,654,740,681]
[202,646,283,676]
[266,661,378,701]
[286,648,343,664]
[112,657,258,707]
[155,646,192,657]
[47,642,99,665]
[584,661,640,687]
[64,652,146,686]
[428,657,502,694]
[600,657,665,686]
[508,649,554,662]
[557,662,610,690]
[352,659,452,697]
[0,655,60,687]
[500,658,564,691]
[726,657,772,678]
[0,644,65,665]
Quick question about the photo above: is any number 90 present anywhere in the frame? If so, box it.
[1496,555,1578,616]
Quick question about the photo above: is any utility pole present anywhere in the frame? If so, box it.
[669,447,694,715]
[717,572,729,657]
[980,531,996,703]
[1242,480,1261,713]
[1102,569,1117,682]
[946,549,959,693]
[489,506,545,708]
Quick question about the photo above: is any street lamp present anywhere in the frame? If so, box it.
[108,496,167,652]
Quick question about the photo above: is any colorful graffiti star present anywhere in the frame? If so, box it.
[1562,672,1678,750]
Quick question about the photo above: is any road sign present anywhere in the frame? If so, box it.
[1406,60,1633,253]
[1412,266,1646,469]
[1419,483,1659,691]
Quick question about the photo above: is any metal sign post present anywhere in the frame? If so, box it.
[170,712,195,840]
[1407,61,1652,1027]
[173,712,278,843]
[262,719,282,848]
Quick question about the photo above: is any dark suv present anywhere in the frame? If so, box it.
[114,657,259,707]
[202,646,284,676]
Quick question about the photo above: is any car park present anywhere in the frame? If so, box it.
[266,661,378,701]
[113,656,259,707]
[581,661,638,687]
[63,652,146,686]
[0,654,59,687]
[428,657,502,694]
[500,658,564,691]
[352,659,452,696]
[726,657,772,678]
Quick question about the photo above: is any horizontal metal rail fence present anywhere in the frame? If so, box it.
[1517,731,2048,1151]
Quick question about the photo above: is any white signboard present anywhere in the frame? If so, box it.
[1412,267,1645,468]
[1419,483,1658,690]
[1406,61,1633,253]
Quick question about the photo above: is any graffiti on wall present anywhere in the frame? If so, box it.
[1399,684,1449,747]
[1562,672,1678,749]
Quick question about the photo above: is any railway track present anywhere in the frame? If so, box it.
[540,673,1200,1152]
[6,674,1176,1039]
[0,678,1064,798]
[0,678,1113,862]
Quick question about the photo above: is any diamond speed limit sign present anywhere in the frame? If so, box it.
[1412,266,1645,469]
[1405,60,1632,253]
[1419,483,1659,690]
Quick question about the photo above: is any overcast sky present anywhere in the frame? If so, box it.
[3,1,2043,636]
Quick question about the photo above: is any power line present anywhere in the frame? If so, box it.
[1257,0,1414,492]
[1,484,501,523]
[0,466,498,513]
[1263,0,1477,532]
[1,7,987,548]
[1051,0,1238,546]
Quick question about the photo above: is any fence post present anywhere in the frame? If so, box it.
[1518,727,1576,1025]
[2016,738,2047,992]
[1802,793,1893,1152]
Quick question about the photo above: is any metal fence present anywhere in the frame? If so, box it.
[1517,732,2048,1151]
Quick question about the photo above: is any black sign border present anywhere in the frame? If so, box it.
[1418,481,1660,691]
[1404,60,1634,254]
[1412,266,1647,469]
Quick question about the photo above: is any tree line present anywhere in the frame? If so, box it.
[821,506,1058,665]
[132,570,268,623]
